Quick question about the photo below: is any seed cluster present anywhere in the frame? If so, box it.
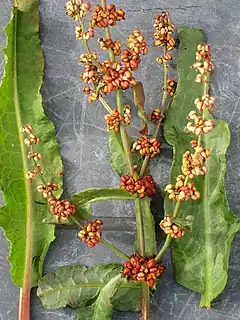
[164,79,176,97]
[123,105,131,125]
[163,44,215,236]
[104,109,122,132]
[48,198,76,223]
[192,44,214,83]
[78,220,102,248]
[186,111,214,136]
[165,175,200,201]
[127,30,148,55]
[90,4,125,28]
[21,124,76,223]
[122,253,165,287]
[154,12,175,51]
[150,109,162,122]
[37,183,58,199]
[120,175,157,198]
[121,49,141,71]
[160,216,184,239]
[131,136,161,159]
[194,95,216,113]
[64,0,91,21]
[182,148,210,178]
[98,37,121,56]
[101,61,137,93]
[75,25,94,41]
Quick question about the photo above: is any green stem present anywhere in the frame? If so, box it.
[100,239,130,260]
[139,48,169,177]
[116,89,134,176]
[134,198,146,254]
[98,96,113,114]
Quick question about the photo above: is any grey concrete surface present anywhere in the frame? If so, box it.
[0,0,240,319]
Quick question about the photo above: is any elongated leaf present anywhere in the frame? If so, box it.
[37,264,140,311]
[133,82,148,135]
[134,198,157,257]
[164,27,240,307]
[108,131,143,176]
[44,188,137,224]
[0,2,63,288]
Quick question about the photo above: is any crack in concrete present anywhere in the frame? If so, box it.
[128,5,202,13]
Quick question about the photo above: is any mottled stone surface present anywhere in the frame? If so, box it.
[0,0,240,319]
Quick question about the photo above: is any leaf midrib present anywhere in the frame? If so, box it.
[13,8,33,289]
[39,282,139,297]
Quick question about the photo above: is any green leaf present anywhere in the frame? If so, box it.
[43,188,137,224]
[133,82,148,135]
[37,264,140,311]
[0,2,63,288]
[134,198,157,257]
[108,131,143,176]
[164,27,240,307]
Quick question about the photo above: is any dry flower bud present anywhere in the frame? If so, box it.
[90,4,125,28]
[123,105,131,125]
[120,175,157,198]
[104,109,122,132]
[127,30,148,55]
[164,79,176,96]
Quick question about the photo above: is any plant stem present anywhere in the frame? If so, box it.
[98,96,113,114]
[117,89,135,175]
[100,239,130,260]
[135,199,146,254]
[139,48,169,177]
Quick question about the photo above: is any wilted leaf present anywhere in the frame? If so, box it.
[38,264,140,311]
[43,188,137,224]
[133,82,148,134]
[0,2,63,289]
[164,27,240,307]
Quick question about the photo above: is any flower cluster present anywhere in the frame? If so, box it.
[78,219,102,247]
[192,44,214,83]
[48,198,76,223]
[120,175,157,198]
[154,11,175,52]
[75,25,94,41]
[160,216,184,239]
[165,175,200,201]
[90,4,125,28]
[122,253,165,287]
[104,106,131,131]
[131,136,161,159]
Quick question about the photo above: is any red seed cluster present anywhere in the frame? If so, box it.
[120,175,157,198]
[78,219,102,248]
[48,198,76,223]
[80,63,99,84]
[121,49,141,71]
[90,4,125,28]
[131,136,161,159]
[122,253,165,287]
[101,61,136,93]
